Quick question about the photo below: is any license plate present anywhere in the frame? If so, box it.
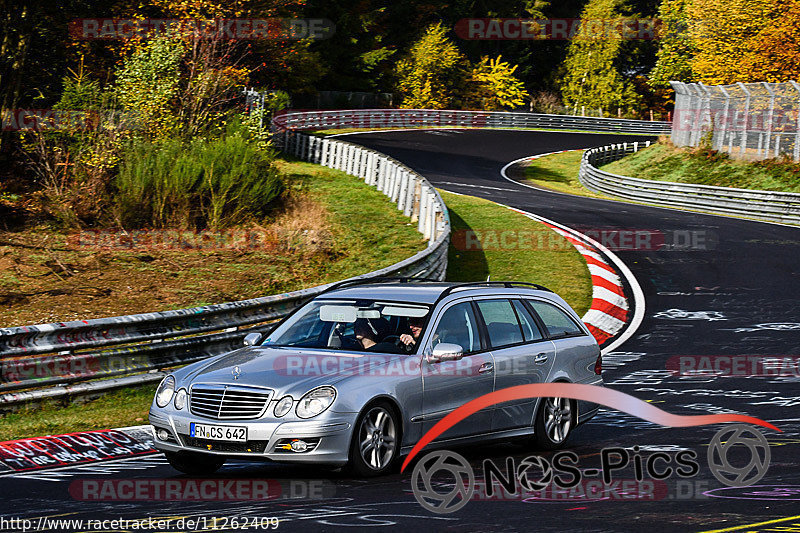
[190,422,247,442]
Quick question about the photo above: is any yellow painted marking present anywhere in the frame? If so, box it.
[700,514,800,533]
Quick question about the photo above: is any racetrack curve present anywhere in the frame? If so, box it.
[3,129,800,533]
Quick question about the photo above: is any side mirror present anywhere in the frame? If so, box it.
[426,343,464,363]
[243,332,263,346]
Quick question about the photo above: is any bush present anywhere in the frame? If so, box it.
[115,130,283,229]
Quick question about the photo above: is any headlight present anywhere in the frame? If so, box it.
[273,395,294,417]
[155,375,175,408]
[174,388,187,410]
[296,387,336,419]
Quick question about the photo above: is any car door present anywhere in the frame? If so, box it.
[525,298,599,380]
[473,298,556,431]
[420,299,495,440]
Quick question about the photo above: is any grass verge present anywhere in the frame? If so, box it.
[0,385,158,440]
[2,184,594,440]
[602,140,800,192]
[0,157,426,327]
[519,151,611,199]
[441,191,592,316]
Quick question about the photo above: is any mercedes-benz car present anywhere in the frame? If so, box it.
[149,279,603,477]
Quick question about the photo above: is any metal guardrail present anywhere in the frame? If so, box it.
[271,109,671,136]
[579,142,800,225]
[0,131,450,407]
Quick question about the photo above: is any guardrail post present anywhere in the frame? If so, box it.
[404,174,416,217]
[763,82,776,159]
[397,170,409,211]
[791,81,800,162]
[388,165,398,196]
[738,82,751,157]
[418,185,430,236]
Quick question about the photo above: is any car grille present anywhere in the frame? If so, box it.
[182,436,269,453]
[189,384,272,420]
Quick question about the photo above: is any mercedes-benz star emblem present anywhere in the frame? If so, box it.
[232,366,242,380]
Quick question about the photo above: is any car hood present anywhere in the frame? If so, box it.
[178,346,407,394]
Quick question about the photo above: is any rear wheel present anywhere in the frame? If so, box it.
[533,397,575,450]
[348,403,400,477]
[165,451,226,475]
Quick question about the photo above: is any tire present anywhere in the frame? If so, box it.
[533,396,575,450]
[165,451,226,475]
[348,402,400,477]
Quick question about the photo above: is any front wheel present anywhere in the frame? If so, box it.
[533,396,575,450]
[165,451,225,475]
[348,403,400,477]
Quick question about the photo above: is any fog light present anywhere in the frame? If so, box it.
[156,429,170,441]
[290,439,309,452]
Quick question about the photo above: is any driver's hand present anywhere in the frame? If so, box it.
[399,334,416,346]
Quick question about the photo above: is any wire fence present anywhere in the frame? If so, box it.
[671,81,800,161]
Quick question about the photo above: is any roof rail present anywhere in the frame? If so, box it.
[319,276,439,296]
[434,281,552,305]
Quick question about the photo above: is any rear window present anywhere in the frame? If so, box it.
[526,300,585,338]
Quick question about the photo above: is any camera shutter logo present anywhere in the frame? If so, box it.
[411,451,474,514]
[708,424,770,487]
[516,456,554,492]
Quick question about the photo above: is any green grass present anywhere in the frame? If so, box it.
[0,386,157,440]
[442,191,592,315]
[275,158,426,280]
[519,151,611,199]
[602,141,800,192]
[1,177,594,441]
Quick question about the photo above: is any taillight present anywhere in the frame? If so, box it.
[594,353,602,375]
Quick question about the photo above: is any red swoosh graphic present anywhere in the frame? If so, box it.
[400,383,780,472]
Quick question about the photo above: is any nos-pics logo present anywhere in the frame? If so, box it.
[411,424,771,514]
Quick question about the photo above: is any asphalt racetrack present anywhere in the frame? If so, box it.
[3,129,800,532]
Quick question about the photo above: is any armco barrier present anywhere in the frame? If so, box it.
[271,108,670,136]
[579,142,800,225]
[0,131,449,407]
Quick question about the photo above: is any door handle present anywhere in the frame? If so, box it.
[534,353,549,364]
[478,362,494,374]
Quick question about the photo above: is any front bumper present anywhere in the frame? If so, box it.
[149,409,358,466]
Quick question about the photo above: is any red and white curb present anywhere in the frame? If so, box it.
[502,207,629,345]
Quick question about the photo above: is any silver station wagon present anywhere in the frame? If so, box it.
[149,279,603,477]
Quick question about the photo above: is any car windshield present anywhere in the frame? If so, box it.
[261,299,431,354]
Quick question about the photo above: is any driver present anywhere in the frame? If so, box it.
[399,316,425,353]
[354,318,398,353]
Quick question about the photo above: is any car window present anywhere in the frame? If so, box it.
[476,299,524,348]
[512,299,544,342]
[526,300,585,338]
[431,302,480,353]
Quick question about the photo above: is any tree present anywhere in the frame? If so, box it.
[466,56,530,110]
[560,0,643,116]
[649,0,695,88]
[395,23,468,109]
[742,0,800,82]
[686,0,771,84]
[115,36,185,140]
